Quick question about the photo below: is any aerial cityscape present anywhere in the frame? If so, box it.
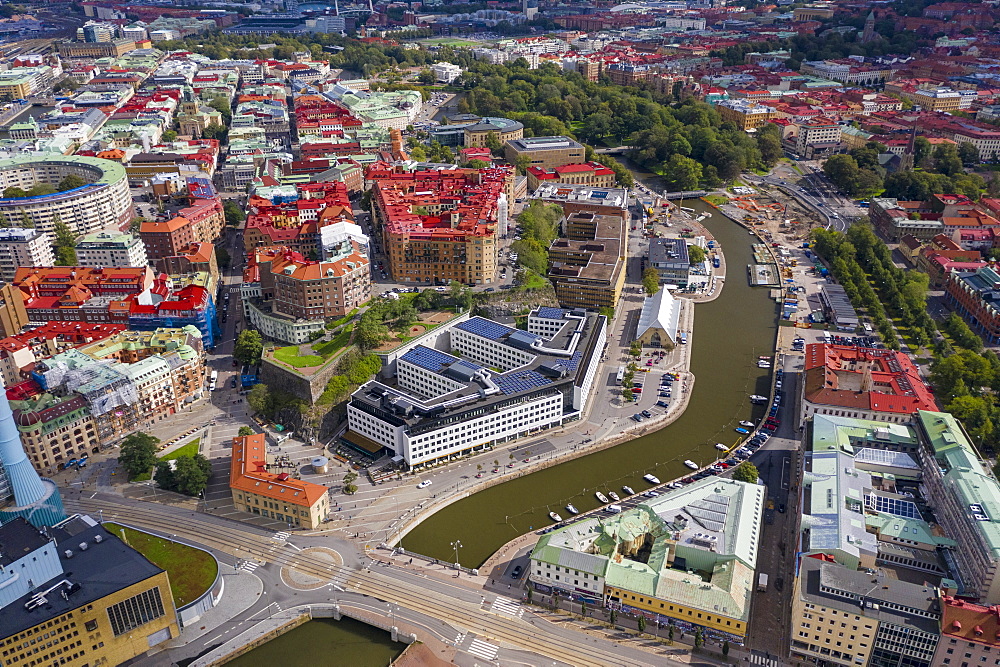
[1,0,1000,664]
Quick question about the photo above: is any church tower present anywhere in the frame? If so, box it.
[862,11,879,44]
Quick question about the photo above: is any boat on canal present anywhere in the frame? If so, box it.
[750,394,767,403]
[549,511,562,522]
[740,420,754,427]
[566,504,579,515]
[644,474,660,485]
[684,460,698,470]
[715,443,728,451]
[596,491,609,504]
[623,485,635,496]
[609,491,620,502]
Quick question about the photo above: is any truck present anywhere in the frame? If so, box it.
[757,573,769,592]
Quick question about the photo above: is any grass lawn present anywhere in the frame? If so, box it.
[103,523,218,607]
[418,37,480,47]
[325,309,358,330]
[273,346,324,368]
[519,272,549,290]
[159,438,199,461]
[314,323,355,357]
[703,194,729,206]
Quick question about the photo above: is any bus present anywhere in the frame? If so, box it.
[209,370,219,391]
[616,366,625,385]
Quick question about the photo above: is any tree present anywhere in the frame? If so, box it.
[668,624,674,644]
[731,461,759,484]
[202,122,227,142]
[52,218,77,266]
[216,247,231,269]
[722,641,730,657]
[662,154,702,191]
[118,432,160,480]
[514,154,532,175]
[208,96,233,124]
[56,174,86,192]
[417,68,435,84]
[642,267,660,296]
[694,628,703,649]
[238,426,255,437]
[622,386,635,402]
[223,200,245,226]
[959,142,980,166]
[162,129,178,142]
[2,186,26,198]
[637,615,646,634]
[609,609,617,626]
[688,245,707,264]
[247,383,271,415]
[357,319,390,350]
[172,454,212,496]
[581,600,588,619]
[234,330,263,365]
[343,470,358,494]
[153,460,175,490]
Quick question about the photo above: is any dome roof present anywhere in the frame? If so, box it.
[14,409,40,427]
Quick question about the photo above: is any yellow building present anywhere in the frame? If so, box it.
[0,517,180,667]
[529,477,764,644]
[716,99,777,131]
[548,212,627,310]
[230,434,331,528]
[790,557,940,667]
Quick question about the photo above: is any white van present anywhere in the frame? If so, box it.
[606,504,623,514]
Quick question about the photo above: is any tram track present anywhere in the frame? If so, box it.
[65,498,657,666]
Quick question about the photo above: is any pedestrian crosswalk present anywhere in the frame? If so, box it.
[466,638,499,661]
[489,596,524,618]
[236,559,261,573]
[453,631,466,646]
[748,650,782,667]
[272,531,290,542]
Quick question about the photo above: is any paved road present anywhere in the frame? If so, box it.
[65,495,683,667]
[745,162,864,233]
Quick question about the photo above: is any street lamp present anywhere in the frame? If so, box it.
[450,539,462,568]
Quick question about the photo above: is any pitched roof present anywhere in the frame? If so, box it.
[229,434,327,507]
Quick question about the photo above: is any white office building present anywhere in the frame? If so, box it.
[431,62,463,84]
[346,309,606,468]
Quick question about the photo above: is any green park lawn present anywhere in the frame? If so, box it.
[103,523,218,607]
[273,346,325,368]
[159,438,199,462]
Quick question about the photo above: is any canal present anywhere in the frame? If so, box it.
[224,617,403,667]
[402,195,780,567]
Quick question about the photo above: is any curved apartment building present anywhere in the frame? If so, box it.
[0,155,134,237]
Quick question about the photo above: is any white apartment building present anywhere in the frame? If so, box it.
[122,356,176,423]
[75,230,148,268]
[346,310,606,468]
[0,228,55,283]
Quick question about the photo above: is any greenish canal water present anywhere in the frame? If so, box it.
[402,197,780,566]
[225,617,403,667]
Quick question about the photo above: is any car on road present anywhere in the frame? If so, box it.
[417,480,432,489]
[510,565,523,578]
[656,400,670,408]
[641,410,653,418]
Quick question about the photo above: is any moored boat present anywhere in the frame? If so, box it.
[623,485,635,495]
[609,491,620,502]
[715,443,728,451]
[644,474,660,485]
[549,511,562,522]
[596,491,609,504]
[566,504,579,515]
[684,460,698,470]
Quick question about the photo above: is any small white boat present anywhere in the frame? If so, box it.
[596,492,609,504]
[609,491,620,502]
[644,474,660,485]
[759,356,771,360]
[684,460,698,470]
[750,394,767,403]
[715,443,728,451]
[758,361,771,368]
[566,504,579,515]
[623,485,635,496]
[549,512,562,522]
[740,420,754,427]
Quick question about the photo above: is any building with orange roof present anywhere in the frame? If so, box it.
[935,596,1000,662]
[140,217,197,260]
[800,343,938,425]
[229,434,330,528]
[13,266,155,324]
[155,242,218,287]
[368,164,508,286]
[242,244,370,343]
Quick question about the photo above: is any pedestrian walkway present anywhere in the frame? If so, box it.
[747,650,783,667]
[236,559,261,574]
[464,637,499,661]
[489,596,523,618]
[272,531,290,542]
